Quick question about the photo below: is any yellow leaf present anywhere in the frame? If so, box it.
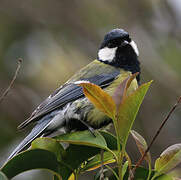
[68,173,75,180]
[80,151,116,172]
[86,159,115,171]
[76,82,116,119]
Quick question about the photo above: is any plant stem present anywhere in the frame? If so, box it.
[118,151,122,180]
[115,115,123,180]
[147,163,152,180]
[121,145,126,180]
[117,135,122,179]
[117,135,126,180]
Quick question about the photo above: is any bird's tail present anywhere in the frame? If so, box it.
[7,118,52,161]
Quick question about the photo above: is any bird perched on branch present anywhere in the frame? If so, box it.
[8,28,140,160]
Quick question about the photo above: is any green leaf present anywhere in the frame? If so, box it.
[122,161,128,179]
[94,166,173,180]
[99,130,119,150]
[94,166,152,180]
[155,174,173,180]
[2,140,99,180]
[81,151,116,171]
[127,167,172,180]
[59,144,100,180]
[1,149,61,179]
[76,81,116,119]
[117,81,152,144]
[131,130,151,164]
[54,130,107,150]
[1,144,100,180]
[53,130,118,179]
[57,131,120,179]
[155,143,181,174]
[31,137,65,161]
[54,130,120,179]
[0,171,8,180]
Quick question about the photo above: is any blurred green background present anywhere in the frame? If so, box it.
[0,0,181,179]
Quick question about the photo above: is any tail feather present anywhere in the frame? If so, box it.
[7,118,52,161]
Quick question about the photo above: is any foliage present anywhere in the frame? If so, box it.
[1,74,181,180]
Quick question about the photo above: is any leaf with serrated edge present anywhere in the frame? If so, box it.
[131,130,151,164]
[155,143,181,174]
[117,81,152,144]
[76,82,116,119]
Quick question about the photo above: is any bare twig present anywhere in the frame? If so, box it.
[131,96,181,179]
[0,58,22,104]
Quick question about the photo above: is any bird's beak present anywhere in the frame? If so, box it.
[119,40,139,56]
[120,40,129,47]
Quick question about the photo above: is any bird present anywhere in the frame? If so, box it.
[7,28,140,160]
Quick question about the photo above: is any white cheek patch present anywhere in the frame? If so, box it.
[130,40,139,56]
[98,47,117,62]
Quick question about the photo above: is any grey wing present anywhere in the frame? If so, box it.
[7,115,53,160]
[18,71,120,129]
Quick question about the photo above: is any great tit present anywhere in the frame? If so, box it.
[7,28,140,160]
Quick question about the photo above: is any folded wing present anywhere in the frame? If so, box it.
[18,72,120,129]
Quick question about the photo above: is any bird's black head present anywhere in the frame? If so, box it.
[98,29,140,82]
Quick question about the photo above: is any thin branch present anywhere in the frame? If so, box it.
[0,58,22,104]
[131,96,181,179]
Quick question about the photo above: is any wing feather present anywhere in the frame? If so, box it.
[18,72,120,129]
